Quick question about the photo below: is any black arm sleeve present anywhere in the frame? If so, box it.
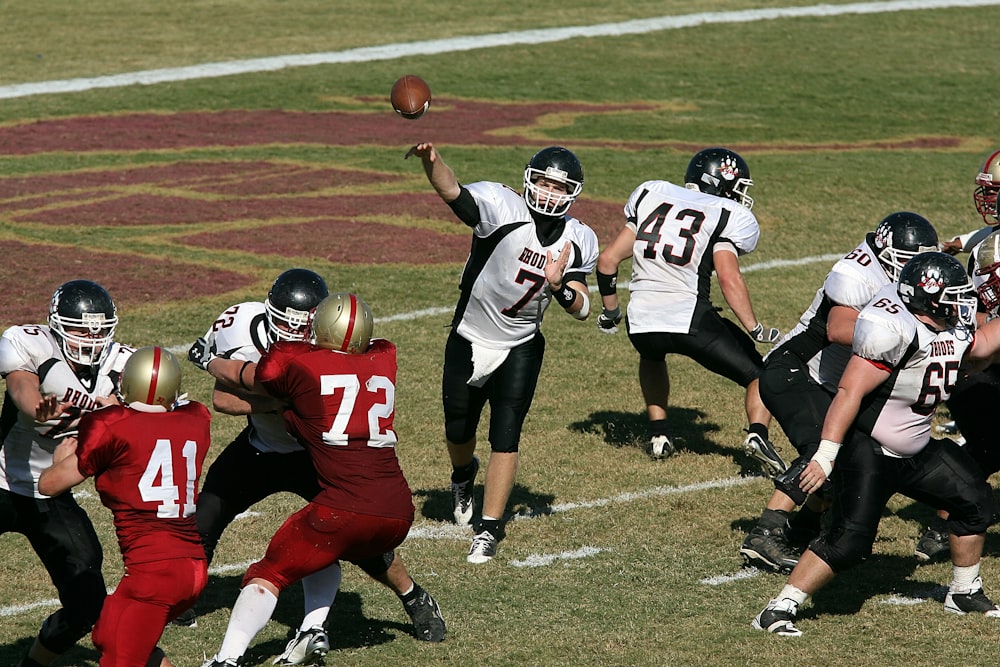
[447,186,480,227]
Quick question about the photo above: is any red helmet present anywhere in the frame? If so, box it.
[974,149,1000,224]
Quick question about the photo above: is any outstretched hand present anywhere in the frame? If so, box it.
[404,142,436,161]
[545,242,572,289]
[35,394,71,422]
[751,322,781,344]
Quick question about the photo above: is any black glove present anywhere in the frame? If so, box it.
[751,322,780,344]
[187,336,217,372]
[597,307,622,335]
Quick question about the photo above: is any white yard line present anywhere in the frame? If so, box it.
[1,1,998,100]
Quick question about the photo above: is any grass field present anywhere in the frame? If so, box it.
[3,1,1000,665]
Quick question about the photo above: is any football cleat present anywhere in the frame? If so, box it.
[743,431,788,478]
[467,530,499,564]
[451,456,479,526]
[650,434,675,460]
[170,607,198,628]
[944,577,1000,617]
[403,586,447,642]
[751,598,802,636]
[201,657,239,667]
[740,526,799,574]
[273,627,330,665]
[914,525,950,563]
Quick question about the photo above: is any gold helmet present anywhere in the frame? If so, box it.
[311,293,373,354]
[975,229,1000,314]
[118,346,183,410]
[974,149,1000,224]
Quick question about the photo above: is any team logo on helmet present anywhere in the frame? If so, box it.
[918,267,944,294]
[873,221,892,250]
[718,155,741,182]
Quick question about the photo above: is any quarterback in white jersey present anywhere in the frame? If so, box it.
[755,252,1000,637]
[597,147,782,473]
[0,280,128,665]
[186,268,446,645]
[742,213,940,574]
[407,142,597,564]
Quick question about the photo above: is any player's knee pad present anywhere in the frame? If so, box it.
[947,484,999,535]
[808,526,873,572]
[353,550,394,578]
[39,572,106,653]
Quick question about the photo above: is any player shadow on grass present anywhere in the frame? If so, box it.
[0,638,100,667]
[568,407,771,475]
[185,573,404,666]
[415,484,556,523]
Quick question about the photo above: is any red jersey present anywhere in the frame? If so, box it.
[256,338,414,523]
[76,401,211,567]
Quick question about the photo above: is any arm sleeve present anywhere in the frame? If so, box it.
[447,186,480,227]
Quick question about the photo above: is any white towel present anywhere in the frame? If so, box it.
[468,344,510,387]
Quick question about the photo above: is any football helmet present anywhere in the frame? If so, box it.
[684,147,754,209]
[974,229,1000,313]
[523,146,584,217]
[897,251,976,328]
[312,292,374,354]
[974,149,1000,224]
[867,212,940,282]
[118,346,182,410]
[265,269,330,343]
[48,280,118,367]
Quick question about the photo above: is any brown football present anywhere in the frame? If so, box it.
[390,75,431,120]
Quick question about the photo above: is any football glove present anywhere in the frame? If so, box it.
[187,335,217,372]
[751,322,781,344]
[597,307,622,335]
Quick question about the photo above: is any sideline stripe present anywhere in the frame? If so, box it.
[2,1,999,100]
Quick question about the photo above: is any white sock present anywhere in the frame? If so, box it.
[950,562,981,592]
[300,562,342,630]
[774,584,809,608]
[217,583,279,660]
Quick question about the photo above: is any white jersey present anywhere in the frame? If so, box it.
[772,238,891,390]
[851,284,974,457]
[199,302,303,454]
[622,180,760,334]
[0,325,132,498]
[453,181,599,349]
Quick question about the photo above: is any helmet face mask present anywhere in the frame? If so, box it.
[117,346,183,410]
[264,269,330,343]
[974,149,1000,224]
[311,292,374,354]
[48,280,118,367]
[897,252,977,329]
[684,147,754,209]
[869,212,940,282]
[974,230,1000,314]
[523,146,584,217]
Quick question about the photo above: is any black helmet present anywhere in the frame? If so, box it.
[684,147,753,209]
[48,280,118,367]
[867,212,939,281]
[523,146,584,217]
[897,252,976,327]
[264,269,330,342]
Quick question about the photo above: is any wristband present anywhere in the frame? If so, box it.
[811,439,842,477]
[239,360,253,391]
[596,270,618,297]
[552,283,578,308]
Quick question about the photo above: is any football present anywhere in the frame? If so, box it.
[390,75,431,120]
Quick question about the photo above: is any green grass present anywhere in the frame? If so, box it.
[2,1,1000,665]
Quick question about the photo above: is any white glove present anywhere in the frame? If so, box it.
[751,322,781,344]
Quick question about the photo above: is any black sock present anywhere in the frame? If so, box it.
[758,508,790,531]
[451,459,477,483]
[477,518,504,539]
[649,419,669,437]
[748,423,769,441]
